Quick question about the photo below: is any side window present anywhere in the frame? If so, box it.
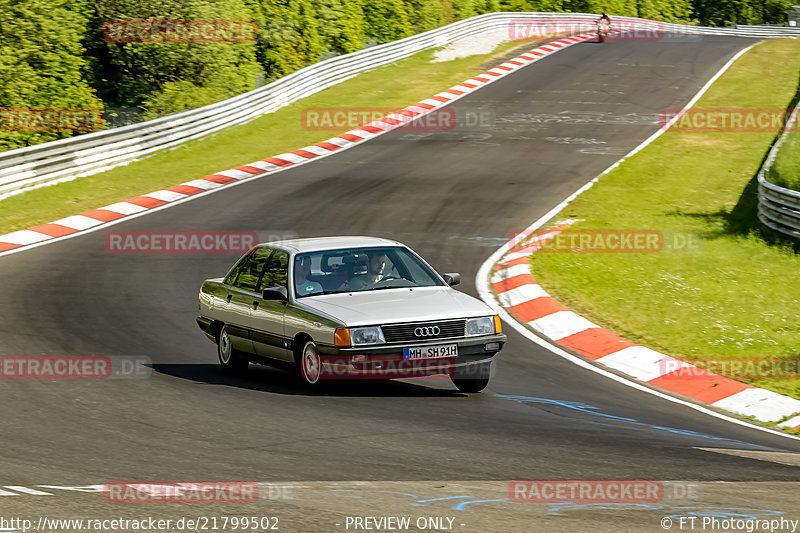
[223,251,253,286]
[258,249,289,292]
[233,247,273,292]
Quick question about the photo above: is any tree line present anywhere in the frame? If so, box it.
[0,0,794,150]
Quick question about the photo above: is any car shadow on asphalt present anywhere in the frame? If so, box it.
[151,363,468,398]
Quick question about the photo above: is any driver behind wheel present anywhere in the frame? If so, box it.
[340,251,386,291]
[294,255,323,296]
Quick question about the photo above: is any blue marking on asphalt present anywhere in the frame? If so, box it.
[330,490,361,498]
[453,499,521,511]
[496,394,762,447]
[411,496,472,505]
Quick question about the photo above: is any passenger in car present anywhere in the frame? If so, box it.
[340,252,386,291]
[294,255,323,296]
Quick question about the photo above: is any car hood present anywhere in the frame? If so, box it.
[299,286,494,326]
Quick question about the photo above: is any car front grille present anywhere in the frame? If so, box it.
[381,319,466,344]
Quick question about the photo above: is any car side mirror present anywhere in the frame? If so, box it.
[262,286,288,301]
[443,273,461,286]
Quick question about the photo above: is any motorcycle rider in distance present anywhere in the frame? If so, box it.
[596,12,612,42]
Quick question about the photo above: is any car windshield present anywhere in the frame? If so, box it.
[293,246,445,298]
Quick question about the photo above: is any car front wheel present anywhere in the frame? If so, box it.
[451,362,491,393]
[297,339,322,386]
[218,325,248,374]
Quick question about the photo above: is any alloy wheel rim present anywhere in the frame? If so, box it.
[303,345,320,383]
[220,330,231,363]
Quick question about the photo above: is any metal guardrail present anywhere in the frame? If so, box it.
[737,24,800,30]
[1,12,797,201]
[758,107,800,238]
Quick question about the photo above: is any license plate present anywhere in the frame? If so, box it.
[403,344,458,360]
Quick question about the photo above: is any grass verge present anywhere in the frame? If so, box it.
[0,38,540,235]
[527,38,800,405]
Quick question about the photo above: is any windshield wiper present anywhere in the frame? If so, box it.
[300,290,342,297]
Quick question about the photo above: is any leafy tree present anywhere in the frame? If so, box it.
[85,0,261,117]
[453,0,477,19]
[475,0,501,13]
[0,0,101,150]
[403,0,445,33]
[251,0,321,81]
[363,0,412,43]
[440,0,455,24]
[691,0,791,25]
[314,0,366,54]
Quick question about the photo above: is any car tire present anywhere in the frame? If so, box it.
[451,362,491,393]
[297,339,323,386]
[217,325,248,374]
[451,376,490,393]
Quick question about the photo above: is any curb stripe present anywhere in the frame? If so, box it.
[201,175,237,184]
[558,328,638,360]
[166,185,204,196]
[126,196,167,208]
[509,297,568,323]
[491,274,536,293]
[80,209,127,222]
[28,224,75,238]
[264,157,294,167]
[316,142,342,151]
[650,370,753,404]
[235,165,265,174]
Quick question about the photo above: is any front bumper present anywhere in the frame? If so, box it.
[314,333,506,379]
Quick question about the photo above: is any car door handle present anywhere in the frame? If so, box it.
[227,294,232,303]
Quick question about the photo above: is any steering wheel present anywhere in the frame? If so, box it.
[374,275,411,287]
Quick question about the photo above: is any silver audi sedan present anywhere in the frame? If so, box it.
[196,236,506,392]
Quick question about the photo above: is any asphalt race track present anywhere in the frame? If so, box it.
[2,34,800,532]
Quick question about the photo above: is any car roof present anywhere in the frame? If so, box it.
[260,236,405,253]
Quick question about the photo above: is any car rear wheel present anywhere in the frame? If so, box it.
[218,325,248,374]
[297,340,322,386]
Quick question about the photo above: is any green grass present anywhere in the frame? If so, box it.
[0,38,540,235]
[527,38,800,401]
[768,130,800,190]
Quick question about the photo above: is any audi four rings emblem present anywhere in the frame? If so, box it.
[414,326,440,337]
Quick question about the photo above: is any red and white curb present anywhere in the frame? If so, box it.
[0,33,597,257]
[490,224,800,431]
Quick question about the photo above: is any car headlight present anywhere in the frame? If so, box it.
[465,317,495,337]
[349,326,386,346]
